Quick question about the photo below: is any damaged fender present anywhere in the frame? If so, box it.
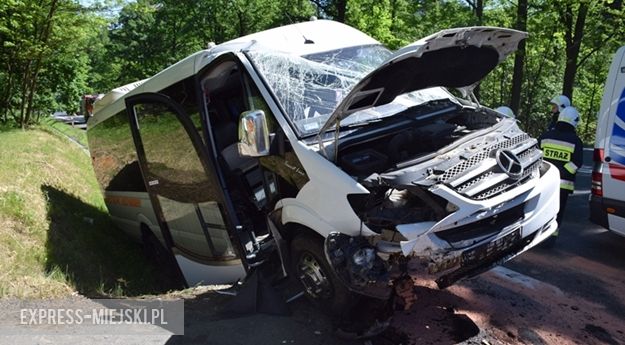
[323,232,394,300]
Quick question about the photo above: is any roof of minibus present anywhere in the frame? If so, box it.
[90,20,379,127]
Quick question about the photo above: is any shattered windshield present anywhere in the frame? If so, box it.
[246,45,452,137]
[247,45,389,136]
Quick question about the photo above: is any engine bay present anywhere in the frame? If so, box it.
[337,105,502,178]
[338,104,511,235]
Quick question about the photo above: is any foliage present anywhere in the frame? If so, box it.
[1,0,624,141]
[0,0,115,127]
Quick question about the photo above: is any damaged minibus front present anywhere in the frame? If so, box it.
[245,24,559,305]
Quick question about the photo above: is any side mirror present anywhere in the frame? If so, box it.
[238,110,270,157]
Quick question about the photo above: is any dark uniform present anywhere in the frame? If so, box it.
[539,121,583,241]
[547,111,559,132]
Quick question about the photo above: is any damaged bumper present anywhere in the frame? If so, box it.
[324,161,560,297]
[401,160,560,287]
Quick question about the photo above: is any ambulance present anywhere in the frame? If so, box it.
[590,45,625,236]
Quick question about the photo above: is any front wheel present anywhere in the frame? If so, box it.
[290,233,393,338]
[290,234,353,315]
[141,227,185,289]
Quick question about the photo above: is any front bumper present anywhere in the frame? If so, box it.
[325,162,560,298]
[434,218,556,288]
[400,161,561,288]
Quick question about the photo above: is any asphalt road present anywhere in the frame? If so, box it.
[499,148,625,344]
[4,149,625,345]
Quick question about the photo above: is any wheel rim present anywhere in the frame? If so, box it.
[297,252,332,299]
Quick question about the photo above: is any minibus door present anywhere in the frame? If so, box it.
[125,93,246,286]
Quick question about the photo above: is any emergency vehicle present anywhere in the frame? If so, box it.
[590,45,625,236]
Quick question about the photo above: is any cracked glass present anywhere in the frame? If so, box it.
[247,45,453,137]
[247,45,390,136]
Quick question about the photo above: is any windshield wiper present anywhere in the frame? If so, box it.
[345,118,383,127]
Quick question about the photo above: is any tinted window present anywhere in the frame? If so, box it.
[88,110,146,192]
[133,102,218,203]
[131,81,235,260]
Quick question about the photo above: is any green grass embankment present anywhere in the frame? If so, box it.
[0,124,164,298]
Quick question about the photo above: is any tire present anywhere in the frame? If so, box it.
[290,233,354,316]
[141,227,185,288]
[291,233,394,339]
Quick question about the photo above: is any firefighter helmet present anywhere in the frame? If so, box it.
[558,106,580,128]
[495,106,515,118]
[550,95,571,113]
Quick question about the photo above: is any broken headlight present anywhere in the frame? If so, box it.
[347,186,449,233]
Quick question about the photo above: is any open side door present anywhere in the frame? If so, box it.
[125,92,246,286]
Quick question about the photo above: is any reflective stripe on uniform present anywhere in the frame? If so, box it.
[560,179,575,191]
[542,144,572,162]
[564,161,578,174]
[540,139,575,152]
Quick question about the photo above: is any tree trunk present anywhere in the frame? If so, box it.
[390,0,398,32]
[464,0,484,24]
[24,0,59,127]
[583,69,601,139]
[562,2,588,102]
[237,9,245,37]
[510,0,527,116]
[522,25,558,135]
[335,0,346,23]
[475,0,483,25]
[18,61,32,128]
[1,61,15,123]
[464,0,485,99]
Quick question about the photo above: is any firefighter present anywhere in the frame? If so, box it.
[539,106,583,247]
[547,95,571,131]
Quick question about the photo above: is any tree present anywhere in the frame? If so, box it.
[1,0,623,144]
[510,0,527,115]
[310,0,346,22]
[560,1,588,101]
[464,0,484,25]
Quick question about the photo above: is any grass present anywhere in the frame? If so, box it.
[38,117,88,148]
[0,124,169,298]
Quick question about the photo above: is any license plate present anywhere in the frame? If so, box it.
[461,228,522,266]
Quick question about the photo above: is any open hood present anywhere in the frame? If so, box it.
[318,27,527,135]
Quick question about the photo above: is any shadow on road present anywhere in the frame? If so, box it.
[38,186,484,344]
[514,246,625,320]
[42,185,177,297]
[391,286,480,344]
[164,289,354,345]
[505,189,625,320]
[162,281,485,345]
[556,192,625,272]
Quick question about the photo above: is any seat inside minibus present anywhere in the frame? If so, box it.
[202,61,269,231]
